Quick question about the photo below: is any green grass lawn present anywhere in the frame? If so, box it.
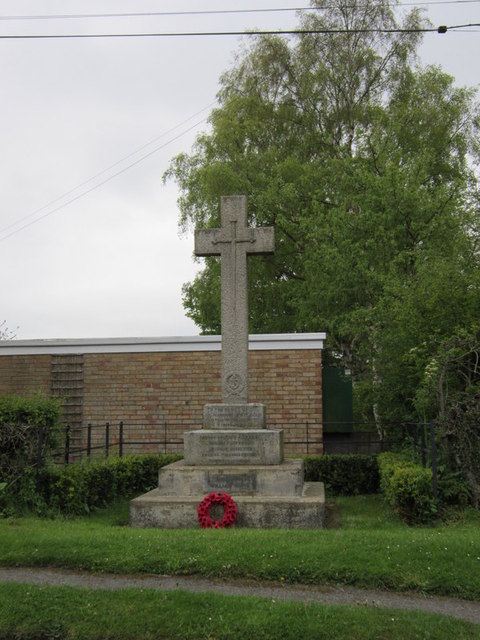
[1,495,479,639]
[1,495,479,598]
[1,582,479,640]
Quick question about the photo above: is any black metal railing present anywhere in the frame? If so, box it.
[403,421,438,506]
[32,420,438,506]
[60,419,323,461]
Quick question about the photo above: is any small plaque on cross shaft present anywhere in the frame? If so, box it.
[195,195,274,405]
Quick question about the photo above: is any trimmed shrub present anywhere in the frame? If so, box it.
[303,454,380,495]
[37,454,182,516]
[378,452,436,524]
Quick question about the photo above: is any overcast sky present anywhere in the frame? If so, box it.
[1,0,478,340]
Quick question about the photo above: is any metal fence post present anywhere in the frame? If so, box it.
[306,421,309,455]
[119,421,124,458]
[87,423,92,459]
[105,422,110,458]
[64,426,70,464]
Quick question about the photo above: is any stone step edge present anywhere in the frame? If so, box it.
[131,482,325,504]
[157,459,305,497]
[160,459,303,471]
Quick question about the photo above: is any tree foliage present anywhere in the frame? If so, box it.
[414,332,480,507]
[165,0,480,435]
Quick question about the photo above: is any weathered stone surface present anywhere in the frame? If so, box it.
[184,429,283,466]
[157,459,304,496]
[204,403,266,430]
[130,482,325,529]
[128,195,325,530]
[195,196,274,404]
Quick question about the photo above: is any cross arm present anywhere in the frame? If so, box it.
[194,229,222,257]
[249,227,275,255]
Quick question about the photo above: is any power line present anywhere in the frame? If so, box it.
[1,1,479,21]
[3,9,311,21]
[0,113,212,242]
[1,25,478,39]
[0,102,215,238]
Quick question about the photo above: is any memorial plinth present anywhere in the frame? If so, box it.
[204,403,266,430]
[184,428,283,465]
[130,196,325,528]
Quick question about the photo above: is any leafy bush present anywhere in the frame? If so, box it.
[0,394,63,514]
[436,468,471,508]
[0,394,62,477]
[303,454,380,495]
[378,452,436,524]
[0,394,62,428]
[36,454,182,516]
[414,332,480,508]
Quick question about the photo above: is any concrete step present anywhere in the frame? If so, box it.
[157,459,305,497]
[130,482,325,529]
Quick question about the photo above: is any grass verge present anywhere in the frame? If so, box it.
[0,583,479,640]
[0,496,479,600]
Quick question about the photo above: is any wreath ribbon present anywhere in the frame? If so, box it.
[197,492,238,528]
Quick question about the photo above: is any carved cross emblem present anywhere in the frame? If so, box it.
[195,196,274,404]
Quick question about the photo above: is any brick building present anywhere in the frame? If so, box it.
[0,333,325,457]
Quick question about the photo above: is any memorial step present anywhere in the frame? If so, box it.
[157,459,304,497]
[130,482,325,529]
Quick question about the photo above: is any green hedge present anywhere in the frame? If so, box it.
[0,394,62,483]
[3,453,382,516]
[0,394,62,427]
[377,452,436,524]
[303,454,380,495]
[40,454,182,515]
[3,454,181,517]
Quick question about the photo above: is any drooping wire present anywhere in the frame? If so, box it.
[0,1,479,21]
[0,111,212,242]
[1,25,477,39]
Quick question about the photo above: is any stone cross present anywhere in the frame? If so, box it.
[195,195,274,404]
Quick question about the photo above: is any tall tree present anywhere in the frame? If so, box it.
[166,0,480,430]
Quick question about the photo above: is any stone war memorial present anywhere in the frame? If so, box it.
[130,196,325,528]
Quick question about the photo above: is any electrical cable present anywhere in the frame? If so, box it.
[0,102,215,237]
[1,25,478,39]
[5,9,313,21]
[1,1,479,21]
[0,116,210,242]
[0,14,477,238]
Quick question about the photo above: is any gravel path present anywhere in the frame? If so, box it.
[1,567,479,625]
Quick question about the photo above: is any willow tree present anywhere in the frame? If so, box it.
[166,0,480,430]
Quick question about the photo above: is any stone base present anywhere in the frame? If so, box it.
[130,482,325,529]
[156,459,304,497]
[203,403,266,430]
[184,429,283,466]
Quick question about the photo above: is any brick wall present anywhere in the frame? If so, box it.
[0,338,323,456]
[0,354,51,395]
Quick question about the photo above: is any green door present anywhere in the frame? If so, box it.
[322,367,353,433]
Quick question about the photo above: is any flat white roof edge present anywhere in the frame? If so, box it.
[0,333,326,355]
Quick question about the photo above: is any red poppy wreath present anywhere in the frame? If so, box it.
[197,492,238,528]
